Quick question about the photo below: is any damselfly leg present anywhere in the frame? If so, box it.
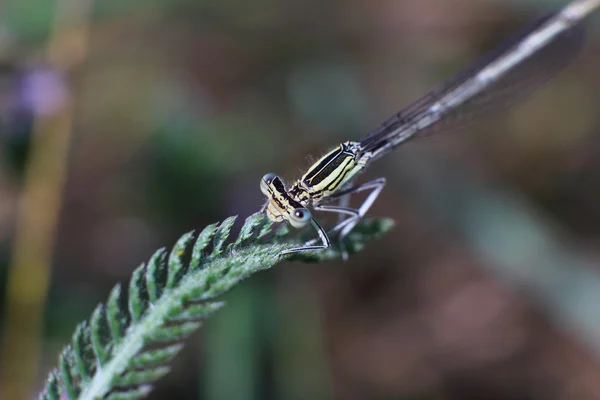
[306,177,386,259]
[279,217,330,256]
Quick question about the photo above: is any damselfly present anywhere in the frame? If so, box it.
[260,0,599,258]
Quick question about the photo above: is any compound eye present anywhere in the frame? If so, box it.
[262,173,277,185]
[260,173,279,196]
[289,207,311,228]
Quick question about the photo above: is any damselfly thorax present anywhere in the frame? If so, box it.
[289,141,366,203]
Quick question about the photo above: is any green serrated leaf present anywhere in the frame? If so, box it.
[160,296,220,322]
[115,366,171,387]
[166,231,195,288]
[257,217,274,240]
[40,371,61,400]
[212,216,237,256]
[150,321,202,342]
[59,347,79,400]
[203,273,238,298]
[275,223,290,238]
[129,344,183,369]
[234,213,264,247]
[189,222,218,270]
[167,301,225,322]
[204,270,221,288]
[38,215,393,400]
[184,265,232,302]
[72,322,94,382]
[105,385,153,400]
[162,298,185,319]
[90,304,112,366]
[145,249,167,303]
[183,283,209,303]
[128,263,149,323]
[107,284,128,345]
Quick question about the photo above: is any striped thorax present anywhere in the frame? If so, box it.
[290,141,365,204]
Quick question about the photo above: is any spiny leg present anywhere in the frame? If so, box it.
[335,178,386,258]
[309,205,357,260]
[310,178,386,259]
[335,178,355,224]
[309,177,386,234]
[330,177,386,230]
[280,217,331,257]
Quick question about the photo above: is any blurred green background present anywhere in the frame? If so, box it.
[1,0,600,399]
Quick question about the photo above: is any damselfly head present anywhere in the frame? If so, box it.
[260,173,312,228]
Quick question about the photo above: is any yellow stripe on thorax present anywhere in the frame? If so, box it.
[298,141,362,201]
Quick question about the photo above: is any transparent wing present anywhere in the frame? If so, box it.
[359,13,586,155]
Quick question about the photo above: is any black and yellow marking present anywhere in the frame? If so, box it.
[297,141,362,201]
[263,176,305,222]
